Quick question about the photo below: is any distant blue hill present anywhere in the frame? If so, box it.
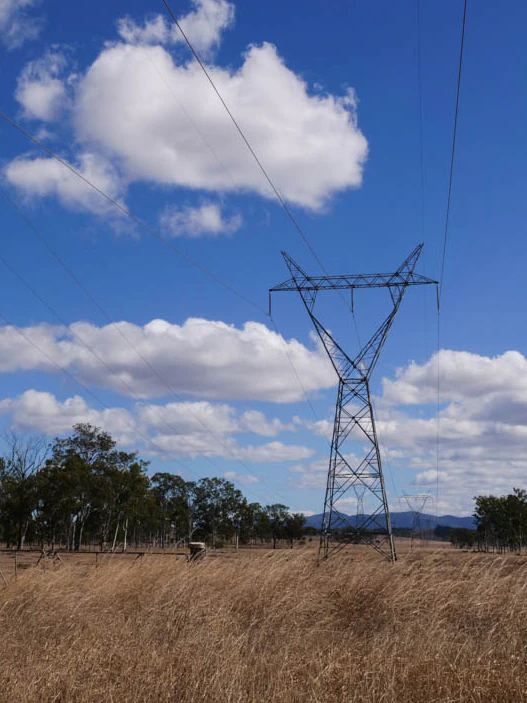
[304,511,476,530]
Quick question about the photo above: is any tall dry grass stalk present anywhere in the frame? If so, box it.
[1,548,526,702]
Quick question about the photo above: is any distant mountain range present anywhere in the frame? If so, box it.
[304,511,476,530]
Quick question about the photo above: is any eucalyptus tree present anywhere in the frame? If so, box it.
[151,473,194,546]
[264,504,290,549]
[193,477,245,547]
[0,432,47,548]
[474,488,527,553]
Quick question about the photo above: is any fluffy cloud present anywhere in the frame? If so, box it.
[138,400,239,436]
[240,442,312,463]
[289,453,364,490]
[288,457,328,489]
[376,349,527,513]
[223,470,260,485]
[15,51,70,120]
[293,416,333,440]
[72,41,366,210]
[160,202,242,238]
[4,152,124,215]
[0,317,335,402]
[116,0,235,55]
[137,402,293,437]
[0,389,312,465]
[0,390,137,444]
[285,349,527,514]
[412,470,446,487]
[239,410,294,437]
[6,2,367,215]
[134,403,311,462]
[0,0,42,49]
[134,402,311,463]
[382,350,527,405]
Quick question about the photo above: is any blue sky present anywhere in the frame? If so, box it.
[0,0,526,516]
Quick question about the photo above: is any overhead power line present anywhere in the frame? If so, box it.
[436,0,468,517]
[0,111,267,319]
[416,0,426,241]
[0,249,277,505]
[161,0,326,275]
[140,45,239,192]
[160,0,363,345]
[0,187,288,506]
[0,14,345,481]
[439,0,467,301]
[0,107,330,448]
[137,37,332,434]
[0,115,322,497]
[0,309,202,482]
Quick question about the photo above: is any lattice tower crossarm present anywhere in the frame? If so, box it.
[269,244,437,562]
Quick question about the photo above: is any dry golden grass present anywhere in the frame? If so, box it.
[1,545,527,702]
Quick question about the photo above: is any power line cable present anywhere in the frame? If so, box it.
[439,0,467,301]
[1,36,350,492]
[1,50,358,436]
[138,44,326,442]
[0,93,336,473]
[0,188,289,505]
[0,107,328,465]
[416,0,430,365]
[0,252,279,506]
[0,4,349,502]
[416,0,435,519]
[0,310,202,481]
[160,0,363,346]
[161,0,326,274]
[436,0,468,518]
[416,0,426,242]
[140,45,240,192]
[435,312,441,523]
[137,39,338,440]
[0,111,268,319]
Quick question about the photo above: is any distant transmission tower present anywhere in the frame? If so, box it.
[270,244,437,562]
[400,494,432,547]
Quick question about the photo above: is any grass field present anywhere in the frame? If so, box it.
[0,542,526,702]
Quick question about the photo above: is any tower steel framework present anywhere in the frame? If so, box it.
[400,494,432,547]
[270,244,437,561]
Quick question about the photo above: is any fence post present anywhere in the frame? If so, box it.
[14,551,18,582]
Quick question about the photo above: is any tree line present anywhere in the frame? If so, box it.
[472,488,527,553]
[434,489,527,553]
[0,424,308,551]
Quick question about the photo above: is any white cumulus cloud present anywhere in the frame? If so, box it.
[15,51,70,121]
[116,0,235,55]
[4,152,124,215]
[0,389,312,465]
[382,350,527,405]
[160,202,242,238]
[6,2,367,217]
[0,0,42,49]
[0,390,137,444]
[285,349,527,514]
[0,317,335,402]
[376,349,527,513]
[223,470,260,485]
[72,41,367,211]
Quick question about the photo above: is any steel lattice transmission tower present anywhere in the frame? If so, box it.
[270,244,437,562]
[400,494,432,547]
